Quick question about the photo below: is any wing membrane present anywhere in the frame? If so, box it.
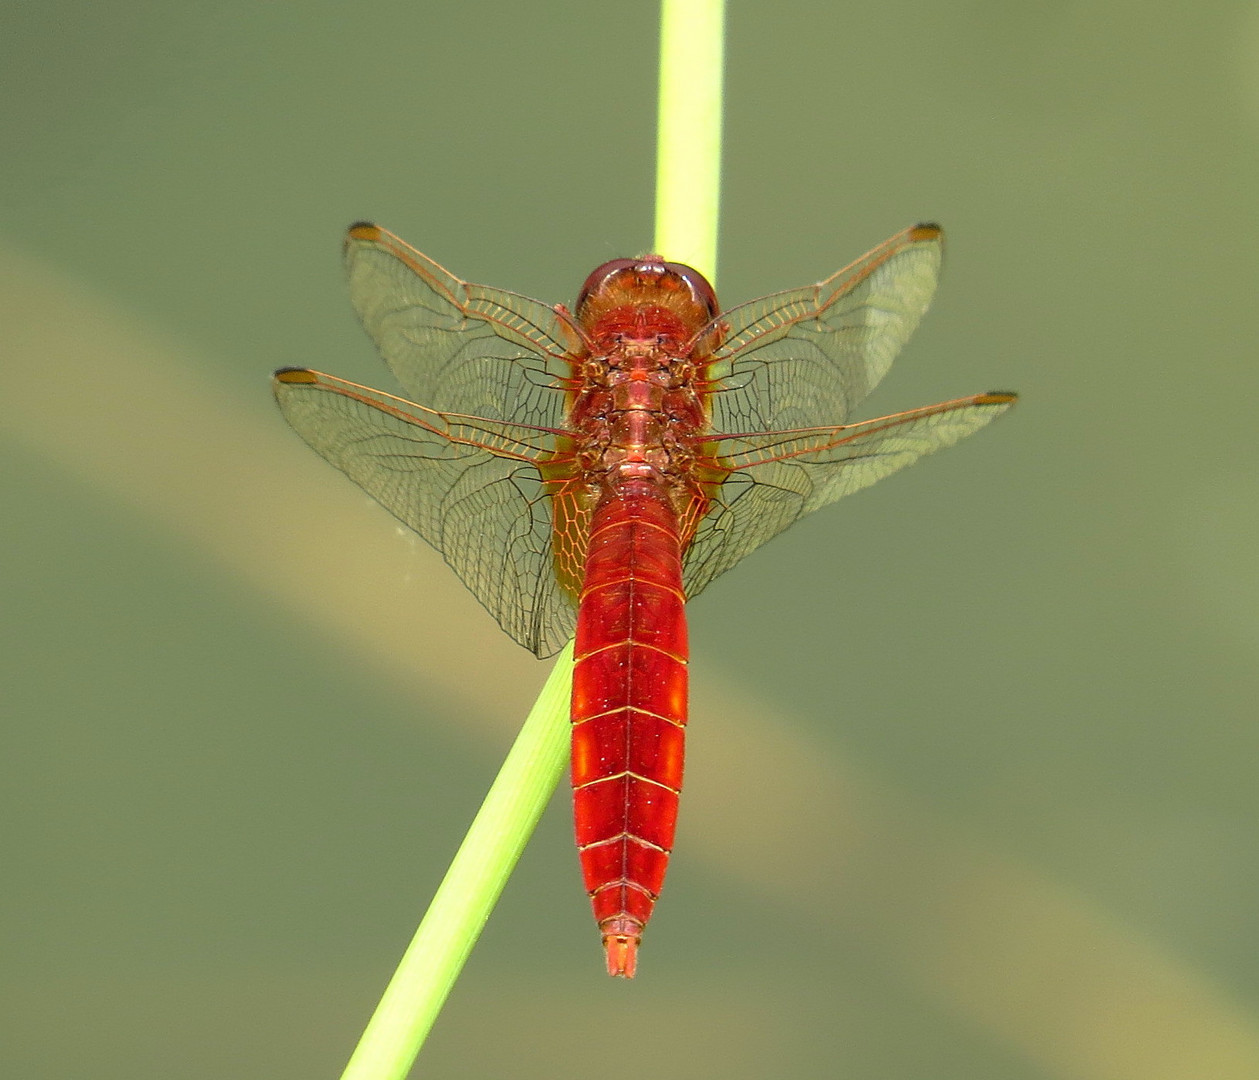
[273,368,576,657]
[704,224,944,434]
[682,392,1016,599]
[344,223,578,428]
[289,223,1011,642]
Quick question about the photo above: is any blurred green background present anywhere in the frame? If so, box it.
[4,2,1259,1078]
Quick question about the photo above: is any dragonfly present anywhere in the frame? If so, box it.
[274,222,1016,978]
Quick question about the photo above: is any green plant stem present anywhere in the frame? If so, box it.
[338,2,727,1076]
[339,645,573,1080]
[655,0,726,278]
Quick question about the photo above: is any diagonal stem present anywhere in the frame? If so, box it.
[339,645,572,1080]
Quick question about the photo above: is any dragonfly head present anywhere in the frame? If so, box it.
[576,255,719,341]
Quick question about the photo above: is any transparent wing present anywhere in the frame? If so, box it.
[273,368,577,657]
[682,392,1017,599]
[704,224,944,434]
[344,223,579,428]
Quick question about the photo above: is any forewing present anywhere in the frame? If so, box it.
[344,223,577,428]
[682,392,1016,599]
[704,225,944,434]
[273,368,576,657]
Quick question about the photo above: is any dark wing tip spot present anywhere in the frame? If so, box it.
[274,367,319,385]
[346,221,381,241]
[909,222,944,242]
[978,390,1019,404]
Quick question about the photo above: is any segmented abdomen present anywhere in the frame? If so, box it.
[571,478,688,978]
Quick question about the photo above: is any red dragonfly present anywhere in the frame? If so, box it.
[274,222,1016,977]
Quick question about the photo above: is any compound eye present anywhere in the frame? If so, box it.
[576,256,719,319]
[576,258,646,312]
[662,261,718,319]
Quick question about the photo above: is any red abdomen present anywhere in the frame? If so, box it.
[571,479,687,978]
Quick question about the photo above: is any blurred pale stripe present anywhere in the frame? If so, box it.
[685,691,1259,1080]
[3,241,1256,1080]
[0,242,546,732]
